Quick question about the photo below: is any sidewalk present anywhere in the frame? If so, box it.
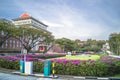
[0,67,16,74]
[0,67,71,78]
[0,67,120,80]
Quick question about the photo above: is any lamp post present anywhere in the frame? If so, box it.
[20,29,25,73]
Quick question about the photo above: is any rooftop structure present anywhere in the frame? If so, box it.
[12,13,50,33]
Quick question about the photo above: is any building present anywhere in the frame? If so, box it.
[0,19,22,52]
[0,13,51,53]
[13,13,49,32]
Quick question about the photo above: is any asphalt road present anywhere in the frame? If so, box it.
[0,72,111,80]
[0,73,37,80]
[0,73,83,80]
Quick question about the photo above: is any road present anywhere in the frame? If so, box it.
[0,72,111,80]
[0,73,37,80]
[0,73,84,80]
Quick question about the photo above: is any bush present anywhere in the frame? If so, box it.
[1,56,120,77]
[17,53,66,59]
[0,59,19,70]
[33,61,44,73]
[0,50,21,53]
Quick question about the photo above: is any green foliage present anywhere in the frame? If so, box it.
[15,27,54,53]
[53,61,115,76]
[33,62,44,73]
[55,38,76,52]
[0,59,19,70]
[0,20,16,47]
[1,58,120,77]
[0,20,54,52]
[79,39,105,52]
[109,33,120,55]
[55,38,105,52]
[0,50,21,53]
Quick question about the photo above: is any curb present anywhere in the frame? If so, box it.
[74,76,109,80]
[109,77,120,80]
[74,76,120,80]
[11,72,120,80]
[12,72,58,79]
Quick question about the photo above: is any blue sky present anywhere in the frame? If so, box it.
[0,0,120,40]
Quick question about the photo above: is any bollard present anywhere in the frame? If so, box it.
[20,60,24,73]
[44,60,51,77]
[52,62,55,78]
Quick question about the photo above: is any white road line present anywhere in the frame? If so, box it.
[74,76,85,79]
[97,78,109,79]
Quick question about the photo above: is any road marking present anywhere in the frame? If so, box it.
[97,78,108,79]
[74,76,85,79]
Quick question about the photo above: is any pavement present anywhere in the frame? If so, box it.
[0,67,120,80]
[0,73,37,80]
[0,67,81,80]
[0,72,83,80]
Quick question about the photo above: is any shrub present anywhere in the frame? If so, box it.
[0,56,120,77]
[0,50,21,53]
[0,59,19,70]
[33,61,44,73]
[16,53,66,59]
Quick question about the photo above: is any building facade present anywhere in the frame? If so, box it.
[0,13,51,52]
[0,19,22,52]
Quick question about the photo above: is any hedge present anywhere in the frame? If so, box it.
[0,50,21,53]
[0,58,120,77]
[53,61,117,76]
[16,53,66,59]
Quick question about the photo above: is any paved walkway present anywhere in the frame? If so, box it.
[0,72,84,80]
[0,73,37,80]
[0,67,110,80]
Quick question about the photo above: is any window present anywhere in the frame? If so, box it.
[5,40,8,48]
[17,41,19,47]
[10,40,12,47]
[20,42,22,47]
[1,44,4,48]
[13,41,15,48]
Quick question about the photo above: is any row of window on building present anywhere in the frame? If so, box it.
[1,39,22,49]
[14,19,46,30]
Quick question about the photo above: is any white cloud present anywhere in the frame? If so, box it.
[14,0,110,40]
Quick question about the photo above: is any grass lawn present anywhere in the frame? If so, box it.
[51,55,100,60]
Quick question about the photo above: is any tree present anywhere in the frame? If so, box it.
[0,20,16,48]
[76,39,105,52]
[55,38,75,52]
[15,27,54,53]
[109,33,120,55]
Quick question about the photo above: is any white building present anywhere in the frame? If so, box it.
[12,13,51,51]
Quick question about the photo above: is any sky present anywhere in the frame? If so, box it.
[0,0,120,40]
